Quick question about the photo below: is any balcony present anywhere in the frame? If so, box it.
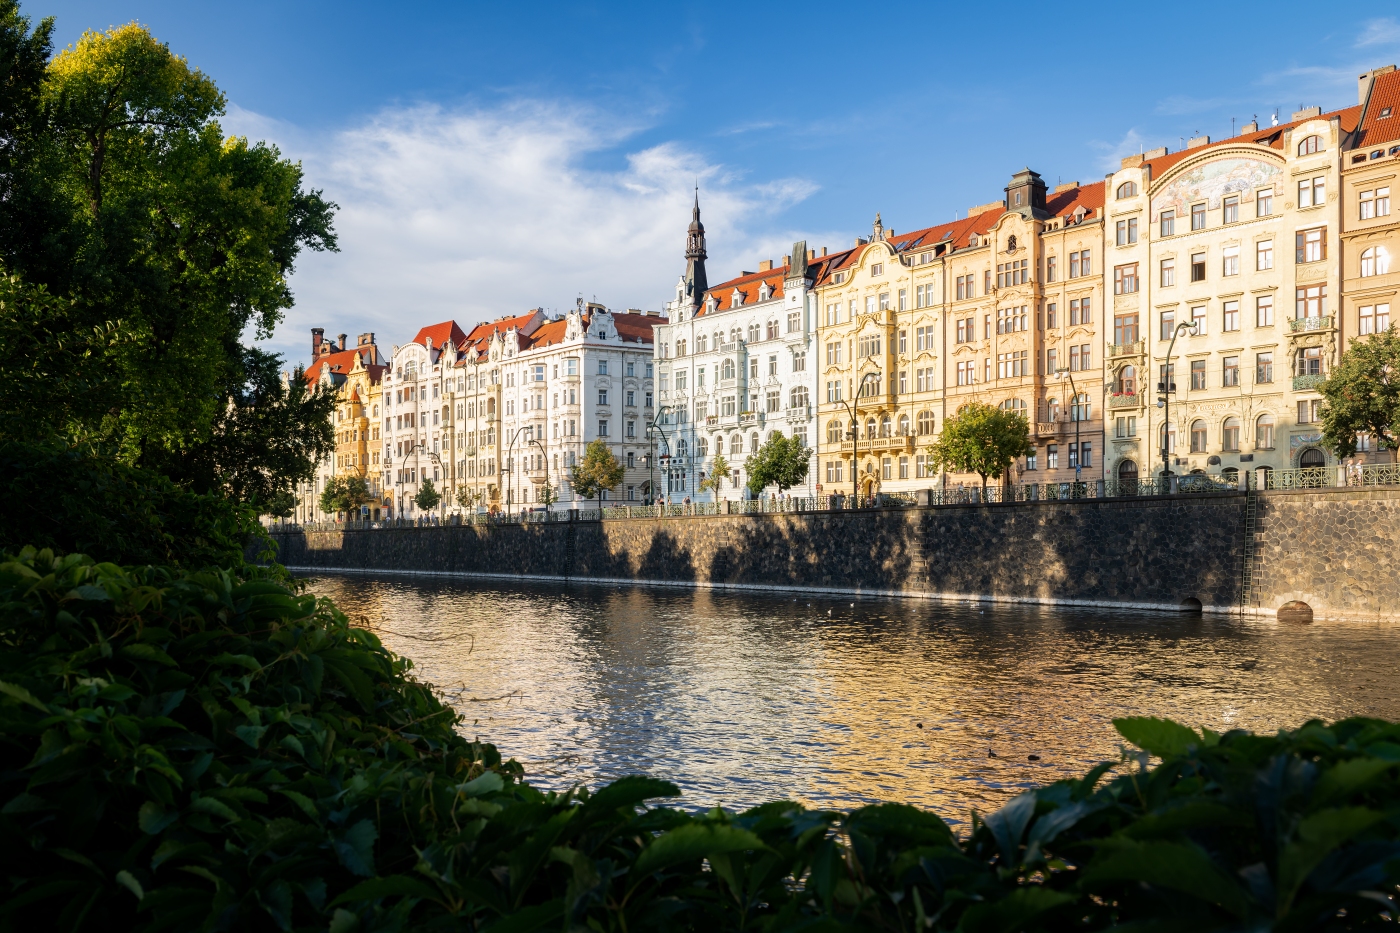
[1107,392,1141,409]
[785,404,810,424]
[1108,339,1144,358]
[1289,316,1332,333]
[737,411,765,427]
[1292,374,1326,392]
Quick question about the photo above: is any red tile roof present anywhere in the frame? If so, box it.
[1357,70,1400,148]
[1141,105,1362,180]
[608,312,658,343]
[304,348,385,386]
[698,266,789,315]
[410,320,468,351]
[1044,180,1105,221]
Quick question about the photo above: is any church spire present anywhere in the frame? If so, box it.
[684,187,708,310]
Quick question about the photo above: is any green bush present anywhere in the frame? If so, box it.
[0,441,259,568]
[4,548,1400,932]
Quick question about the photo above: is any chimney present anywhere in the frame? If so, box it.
[1359,66,1396,108]
[311,328,324,359]
[759,259,773,272]
[808,249,816,261]
[1186,135,1210,149]
[1144,146,1169,159]
[1290,106,1322,121]
[1120,154,1144,168]
[782,254,791,267]
[821,246,827,256]
[1240,121,1258,134]
[358,332,375,346]
[337,333,348,352]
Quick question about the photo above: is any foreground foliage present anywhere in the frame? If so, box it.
[4,549,1400,932]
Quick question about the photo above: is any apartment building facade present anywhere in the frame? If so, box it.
[293,329,385,522]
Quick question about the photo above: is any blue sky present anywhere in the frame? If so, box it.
[31,1,1400,367]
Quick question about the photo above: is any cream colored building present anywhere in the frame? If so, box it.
[1106,101,1360,485]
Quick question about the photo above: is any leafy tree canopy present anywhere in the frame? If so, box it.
[927,402,1032,491]
[318,474,371,516]
[744,431,810,495]
[570,439,624,506]
[413,477,441,513]
[700,452,730,497]
[1322,328,1400,459]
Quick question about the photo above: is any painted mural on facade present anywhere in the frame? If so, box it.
[1150,157,1283,219]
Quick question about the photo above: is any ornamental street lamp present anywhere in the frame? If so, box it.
[1157,321,1195,481]
[648,405,675,506]
[528,436,554,514]
[503,425,530,516]
[1054,367,1083,484]
[830,371,882,504]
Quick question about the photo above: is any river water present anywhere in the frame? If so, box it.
[303,573,1400,824]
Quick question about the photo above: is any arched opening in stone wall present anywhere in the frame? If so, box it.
[1179,597,1203,613]
[1278,600,1313,624]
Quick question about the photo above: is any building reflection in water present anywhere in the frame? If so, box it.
[306,574,1400,823]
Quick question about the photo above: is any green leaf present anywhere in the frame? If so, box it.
[0,679,49,712]
[956,886,1075,933]
[115,870,144,901]
[581,775,680,817]
[481,899,565,933]
[1113,717,1202,757]
[323,658,374,712]
[334,819,377,877]
[211,653,261,672]
[330,875,440,907]
[120,643,177,667]
[457,771,503,798]
[1312,758,1396,806]
[632,823,767,877]
[1080,838,1251,917]
[138,801,179,834]
[190,796,239,821]
[328,908,359,933]
[1276,807,1388,912]
[234,724,268,748]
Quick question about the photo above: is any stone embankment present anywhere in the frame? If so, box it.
[264,487,1400,621]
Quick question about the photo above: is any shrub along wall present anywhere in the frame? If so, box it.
[269,488,1400,619]
[5,548,1400,932]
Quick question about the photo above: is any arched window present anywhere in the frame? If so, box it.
[1000,398,1027,413]
[714,331,724,347]
[865,417,877,438]
[766,319,779,340]
[676,339,686,356]
[1161,421,1177,453]
[1297,134,1322,156]
[917,411,934,435]
[1190,419,1207,452]
[1116,181,1138,199]
[1222,417,1241,452]
[695,334,707,352]
[1119,365,1137,395]
[1117,459,1138,482]
[880,415,892,437]
[749,432,760,452]
[721,359,735,380]
[1256,414,1275,449]
[1300,448,1326,468]
[790,386,809,409]
[1361,246,1391,277]
[898,413,910,435]
[747,323,761,343]
[730,327,740,345]
[677,438,689,457]
[730,434,741,455]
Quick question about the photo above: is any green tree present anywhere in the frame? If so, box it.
[260,488,296,519]
[744,431,811,496]
[570,439,624,509]
[414,478,442,514]
[927,402,1032,495]
[0,18,337,504]
[1321,328,1400,460]
[455,484,478,511]
[319,475,371,517]
[700,452,730,498]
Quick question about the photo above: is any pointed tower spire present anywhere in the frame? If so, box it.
[684,187,708,310]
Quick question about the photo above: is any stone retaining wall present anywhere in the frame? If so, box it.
[263,488,1400,621]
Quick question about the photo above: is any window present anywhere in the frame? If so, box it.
[898,289,908,311]
[1222,245,1239,276]
[1115,218,1138,245]
[1361,246,1391,277]
[1297,134,1322,156]
[1190,359,1206,390]
[956,317,974,343]
[1190,252,1206,282]
[1297,346,1323,377]
[915,284,934,308]
[1047,444,1059,469]
[1046,303,1057,328]
[1256,414,1275,449]
[1222,417,1240,451]
[1115,416,1138,438]
[1069,297,1092,325]
[878,292,891,311]
[1160,209,1175,236]
[1223,195,1239,224]
[1069,344,1091,371]
[1190,420,1207,452]
[750,357,759,379]
[1161,257,1175,286]
[1255,295,1274,327]
[1256,351,1274,383]
[768,355,778,376]
[1256,239,1273,271]
[1191,305,1207,335]
[1255,188,1273,217]
[1069,250,1091,277]
[1297,176,1325,208]
[793,351,806,372]
[898,370,907,393]
[1114,313,1139,345]
[825,342,842,365]
[881,457,892,480]
[1045,348,1057,374]
[1296,227,1326,263]
[1114,263,1139,294]
[1359,303,1391,334]
[1046,256,1057,281]
[765,320,778,340]
[915,326,933,351]
[997,305,1028,333]
[1223,355,1239,387]
[1298,399,1321,424]
[985,270,992,293]
[858,334,882,358]
[956,361,975,385]
[1296,284,1326,318]
[996,351,1029,378]
[1117,181,1138,199]
[870,262,883,277]
[790,385,809,409]
[598,419,609,437]
[899,456,909,479]
[1070,392,1091,421]
[598,359,609,375]
[995,259,1029,287]
[1191,203,1206,230]
[917,411,934,435]
[786,310,800,333]
[1223,300,1240,332]
[766,390,780,413]
[1160,311,1175,340]
[826,303,840,326]
[825,380,841,402]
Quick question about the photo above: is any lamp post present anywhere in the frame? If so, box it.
[648,405,674,506]
[830,371,882,504]
[1054,367,1083,485]
[410,443,443,520]
[1157,321,1194,480]
[527,436,554,514]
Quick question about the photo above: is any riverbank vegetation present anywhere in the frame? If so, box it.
[5,546,1400,932]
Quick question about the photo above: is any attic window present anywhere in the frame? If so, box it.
[1381,107,1393,119]
[870,262,883,276]
[969,234,979,246]
[833,272,846,284]
[1373,150,1385,160]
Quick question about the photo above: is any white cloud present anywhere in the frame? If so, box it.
[1357,17,1400,48]
[228,101,822,366]
[1087,129,1150,173]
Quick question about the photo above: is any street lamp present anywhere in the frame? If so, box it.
[1054,367,1084,485]
[527,436,554,514]
[648,405,675,506]
[1157,321,1195,480]
[503,426,530,517]
[830,371,882,504]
